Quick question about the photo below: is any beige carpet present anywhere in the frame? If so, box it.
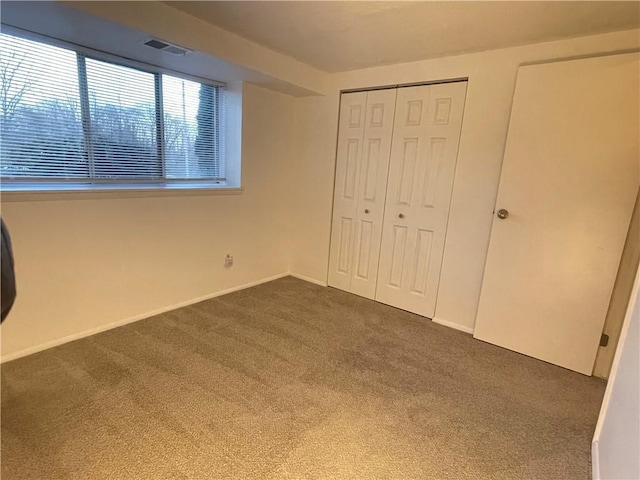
[1,277,605,479]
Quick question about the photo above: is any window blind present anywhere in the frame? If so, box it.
[0,31,223,186]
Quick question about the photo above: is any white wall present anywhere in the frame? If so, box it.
[2,19,639,360]
[289,97,340,284]
[290,29,640,332]
[592,265,640,480]
[0,82,296,359]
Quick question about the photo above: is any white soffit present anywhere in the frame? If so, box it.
[1,1,325,96]
[166,1,640,73]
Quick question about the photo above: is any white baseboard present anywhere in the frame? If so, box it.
[1,272,289,364]
[2,273,472,363]
[288,272,328,287]
[432,317,474,335]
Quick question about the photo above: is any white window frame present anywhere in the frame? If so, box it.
[0,25,241,197]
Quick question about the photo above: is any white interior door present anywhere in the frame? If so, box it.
[474,53,640,375]
[328,89,396,298]
[375,82,467,317]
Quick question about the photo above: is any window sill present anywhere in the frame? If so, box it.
[0,183,244,202]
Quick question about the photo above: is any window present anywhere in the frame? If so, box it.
[0,30,225,191]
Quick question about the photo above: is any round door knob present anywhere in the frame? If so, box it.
[364,209,370,214]
[497,209,509,219]
[398,213,405,219]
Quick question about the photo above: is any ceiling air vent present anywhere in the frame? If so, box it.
[143,38,192,56]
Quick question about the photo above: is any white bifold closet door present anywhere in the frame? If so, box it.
[329,82,467,319]
[375,82,467,317]
[328,88,397,298]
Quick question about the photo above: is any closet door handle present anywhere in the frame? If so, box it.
[398,213,405,219]
[364,209,370,214]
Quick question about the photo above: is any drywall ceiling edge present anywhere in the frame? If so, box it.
[58,1,328,97]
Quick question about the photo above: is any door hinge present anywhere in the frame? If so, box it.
[600,333,610,347]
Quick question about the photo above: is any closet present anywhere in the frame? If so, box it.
[328,81,467,318]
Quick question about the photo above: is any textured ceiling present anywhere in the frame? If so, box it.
[165,1,640,73]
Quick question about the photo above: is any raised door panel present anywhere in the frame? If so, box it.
[328,92,367,292]
[376,82,467,317]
